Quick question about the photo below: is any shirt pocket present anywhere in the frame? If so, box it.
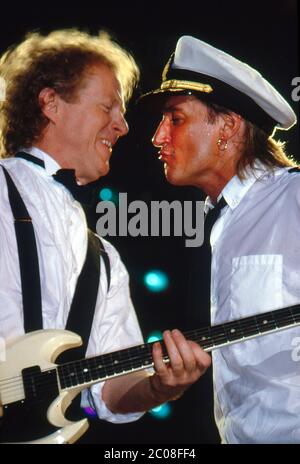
[230,254,283,318]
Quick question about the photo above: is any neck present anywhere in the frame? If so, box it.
[196,151,240,202]
[34,139,86,184]
[34,140,69,168]
[196,170,235,203]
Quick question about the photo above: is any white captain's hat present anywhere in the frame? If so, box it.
[140,35,297,134]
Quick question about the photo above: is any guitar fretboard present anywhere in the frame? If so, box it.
[57,304,300,390]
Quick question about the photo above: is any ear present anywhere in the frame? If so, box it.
[38,87,59,122]
[218,112,242,142]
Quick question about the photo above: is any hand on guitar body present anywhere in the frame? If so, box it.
[102,329,211,414]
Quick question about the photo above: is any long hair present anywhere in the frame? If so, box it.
[206,101,297,178]
[0,29,140,157]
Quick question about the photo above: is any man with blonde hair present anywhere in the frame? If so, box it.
[0,30,210,443]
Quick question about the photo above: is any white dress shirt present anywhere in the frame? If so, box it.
[207,162,300,443]
[0,147,144,424]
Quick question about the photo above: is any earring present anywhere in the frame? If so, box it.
[217,138,228,151]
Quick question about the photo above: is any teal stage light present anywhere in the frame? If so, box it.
[146,331,163,343]
[143,270,169,293]
[149,402,172,420]
[99,187,119,204]
[99,187,113,201]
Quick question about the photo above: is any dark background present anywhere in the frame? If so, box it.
[1,0,299,444]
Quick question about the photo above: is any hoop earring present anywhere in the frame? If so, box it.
[217,138,228,151]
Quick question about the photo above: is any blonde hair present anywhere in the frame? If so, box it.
[0,29,139,157]
[205,101,297,177]
[236,122,297,178]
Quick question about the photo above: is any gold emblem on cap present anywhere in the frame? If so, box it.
[161,79,213,93]
[162,53,174,82]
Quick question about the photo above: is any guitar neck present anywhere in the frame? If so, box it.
[58,303,300,391]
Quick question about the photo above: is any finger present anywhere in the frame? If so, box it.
[188,340,212,373]
[152,340,169,376]
[162,330,185,374]
[170,329,198,373]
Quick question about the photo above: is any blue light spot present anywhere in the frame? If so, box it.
[147,331,163,343]
[99,188,113,201]
[143,270,169,293]
[149,402,172,420]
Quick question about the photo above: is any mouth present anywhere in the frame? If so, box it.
[100,138,113,153]
[158,150,174,163]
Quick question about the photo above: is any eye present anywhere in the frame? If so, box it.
[100,103,112,113]
[171,115,183,125]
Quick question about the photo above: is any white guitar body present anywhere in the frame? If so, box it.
[0,330,89,444]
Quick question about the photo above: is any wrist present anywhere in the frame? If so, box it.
[149,374,166,403]
[148,375,184,403]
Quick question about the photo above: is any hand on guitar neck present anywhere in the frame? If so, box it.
[102,329,211,414]
[150,329,211,402]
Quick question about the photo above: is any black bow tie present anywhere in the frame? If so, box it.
[52,169,102,206]
[15,152,101,206]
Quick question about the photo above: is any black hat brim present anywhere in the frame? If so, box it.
[137,75,277,135]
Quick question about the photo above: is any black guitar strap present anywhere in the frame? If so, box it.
[1,163,110,360]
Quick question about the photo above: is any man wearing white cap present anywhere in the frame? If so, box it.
[142,36,299,443]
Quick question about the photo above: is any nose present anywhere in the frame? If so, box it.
[152,116,170,148]
[113,112,129,137]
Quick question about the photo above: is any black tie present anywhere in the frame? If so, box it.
[204,196,227,247]
[185,196,227,328]
[15,152,101,206]
[52,169,102,206]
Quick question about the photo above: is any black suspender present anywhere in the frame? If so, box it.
[63,230,102,361]
[2,166,43,332]
[2,162,110,359]
[14,151,111,290]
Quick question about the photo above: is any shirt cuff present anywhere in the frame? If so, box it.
[81,382,145,424]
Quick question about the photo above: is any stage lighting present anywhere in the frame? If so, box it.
[149,402,172,420]
[147,331,163,343]
[99,187,113,201]
[143,270,169,293]
[99,187,119,205]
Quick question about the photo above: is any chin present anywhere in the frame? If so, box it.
[96,161,110,178]
[165,171,186,187]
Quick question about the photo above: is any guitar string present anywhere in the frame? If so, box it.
[1,319,298,397]
[1,311,299,398]
[1,308,299,391]
[0,317,284,390]
[0,314,282,396]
